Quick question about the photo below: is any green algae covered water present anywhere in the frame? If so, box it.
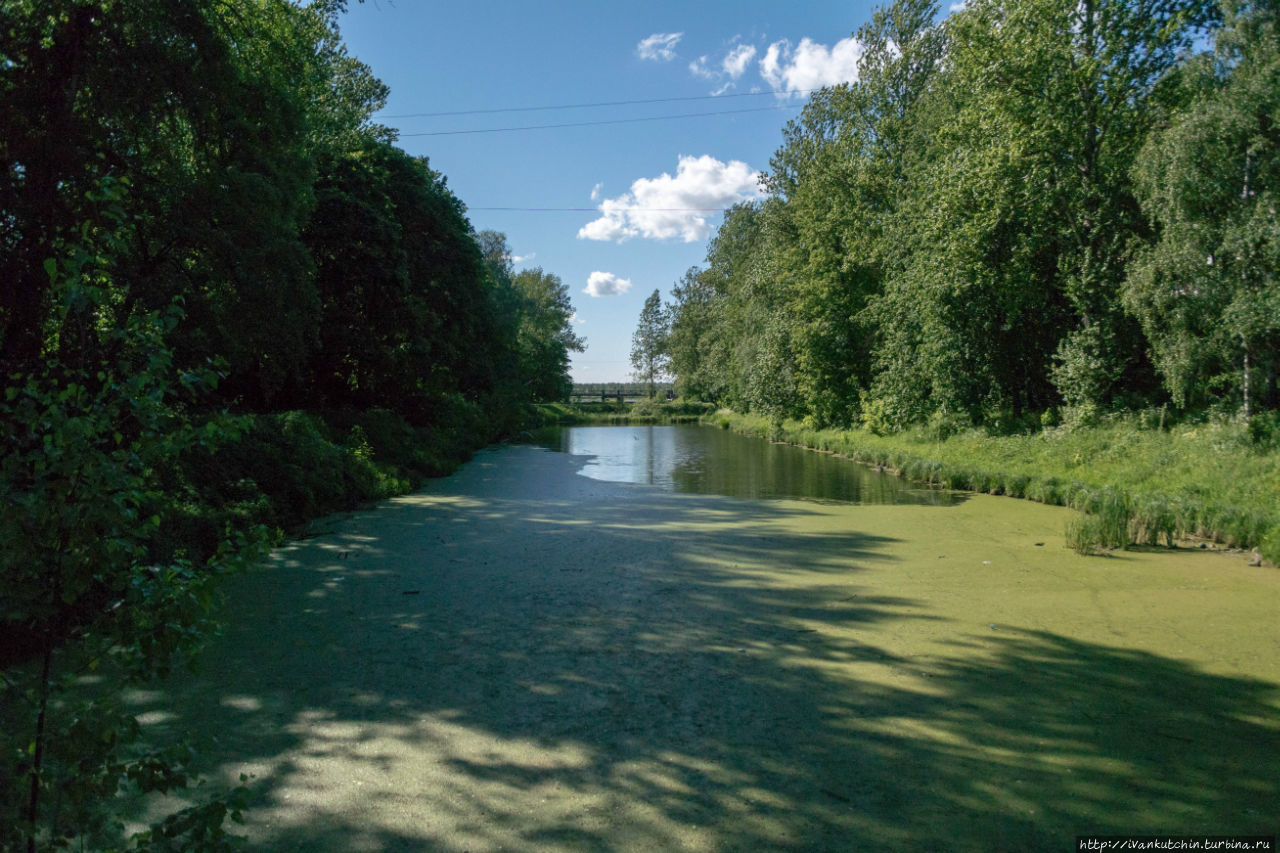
[127,441,1280,850]
[536,424,961,505]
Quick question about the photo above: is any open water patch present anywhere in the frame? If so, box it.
[534,424,963,506]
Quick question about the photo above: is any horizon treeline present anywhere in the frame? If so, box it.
[666,0,1279,432]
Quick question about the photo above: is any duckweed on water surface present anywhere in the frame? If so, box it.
[125,445,1280,851]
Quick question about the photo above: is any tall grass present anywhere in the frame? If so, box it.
[706,410,1280,563]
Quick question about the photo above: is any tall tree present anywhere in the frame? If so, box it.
[667,267,719,401]
[1125,0,1280,413]
[631,289,671,397]
[867,0,1216,427]
[512,268,586,401]
[0,0,346,406]
[764,0,945,426]
[302,143,501,423]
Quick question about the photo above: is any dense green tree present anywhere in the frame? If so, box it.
[666,0,1268,429]
[954,0,1212,410]
[864,0,1216,426]
[512,268,585,401]
[1126,0,1280,413]
[0,0,354,408]
[631,289,671,397]
[303,143,512,422]
[708,202,771,409]
[667,266,720,400]
[764,0,945,426]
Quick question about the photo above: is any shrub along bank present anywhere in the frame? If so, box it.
[159,406,506,564]
[708,410,1280,564]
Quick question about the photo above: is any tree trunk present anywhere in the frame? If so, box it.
[1242,343,1251,420]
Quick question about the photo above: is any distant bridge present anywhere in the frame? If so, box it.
[570,382,674,402]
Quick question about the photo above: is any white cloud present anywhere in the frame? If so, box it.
[584,271,632,298]
[637,32,682,62]
[511,252,536,264]
[689,55,715,79]
[760,36,864,96]
[578,155,762,244]
[590,182,604,201]
[722,43,757,78]
[689,43,758,91]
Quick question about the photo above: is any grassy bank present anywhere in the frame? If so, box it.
[707,410,1280,563]
[531,399,717,426]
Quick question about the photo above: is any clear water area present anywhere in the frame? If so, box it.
[535,424,962,506]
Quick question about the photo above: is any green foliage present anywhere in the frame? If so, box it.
[303,143,496,420]
[1248,410,1280,447]
[1125,0,1280,415]
[630,289,671,396]
[2,0,570,845]
[1261,525,1280,565]
[0,277,264,849]
[666,0,1270,433]
[706,409,1280,558]
[512,267,585,402]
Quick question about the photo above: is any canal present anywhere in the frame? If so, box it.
[533,423,960,505]
[125,426,1280,851]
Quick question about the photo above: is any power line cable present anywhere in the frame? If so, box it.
[398,105,799,137]
[378,88,821,119]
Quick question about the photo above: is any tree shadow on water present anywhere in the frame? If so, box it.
[120,447,1279,852]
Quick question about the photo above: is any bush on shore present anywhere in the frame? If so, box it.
[158,407,498,563]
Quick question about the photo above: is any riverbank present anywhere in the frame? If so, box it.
[161,406,508,562]
[706,410,1280,564]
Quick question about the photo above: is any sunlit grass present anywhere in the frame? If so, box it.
[711,410,1280,562]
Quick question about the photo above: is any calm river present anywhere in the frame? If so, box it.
[535,423,959,505]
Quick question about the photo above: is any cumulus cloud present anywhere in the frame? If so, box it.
[578,155,762,244]
[637,32,682,62]
[722,43,757,78]
[760,36,864,96]
[689,43,758,92]
[584,271,633,298]
[590,182,604,201]
[511,252,536,265]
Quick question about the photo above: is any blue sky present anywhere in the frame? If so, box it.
[337,0,880,382]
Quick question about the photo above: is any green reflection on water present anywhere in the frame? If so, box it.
[533,424,962,506]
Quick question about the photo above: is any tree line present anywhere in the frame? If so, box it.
[1,1,581,848]
[664,0,1278,432]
